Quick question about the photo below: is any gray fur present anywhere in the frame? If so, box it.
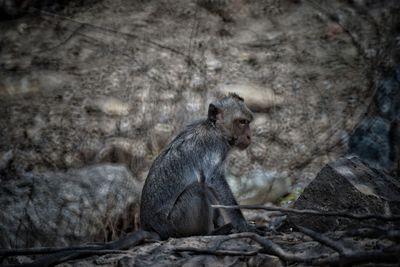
[140,95,253,239]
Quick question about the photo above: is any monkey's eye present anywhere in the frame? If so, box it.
[238,119,249,125]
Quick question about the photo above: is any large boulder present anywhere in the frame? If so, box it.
[375,65,400,121]
[0,164,141,248]
[288,157,400,232]
[217,83,284,112]
[347,117,392,170]
[228,168,291,205]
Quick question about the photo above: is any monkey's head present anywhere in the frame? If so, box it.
[208,93,254,150]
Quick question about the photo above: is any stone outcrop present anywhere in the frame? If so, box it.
[288,157,400,232]
[0,164,141,248]
[228,168,291,204]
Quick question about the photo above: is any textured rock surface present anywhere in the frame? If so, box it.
[375,66,400,121]
[348,117,392,170]
[0,0,388,197]
[289,157,400,232]
[228,168,291,204]
[217,83,284,112]
[0,164,141,248]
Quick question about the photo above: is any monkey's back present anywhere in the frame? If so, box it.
[139,120,228,232]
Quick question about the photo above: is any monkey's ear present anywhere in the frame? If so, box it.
[208,103,223,123]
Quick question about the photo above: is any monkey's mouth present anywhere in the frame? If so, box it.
[236,142,250,150]
[235,137,251,150]
[228,136,251,150]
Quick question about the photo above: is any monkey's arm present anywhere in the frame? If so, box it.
[208,168,250,232]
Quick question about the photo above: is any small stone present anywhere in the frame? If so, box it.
[85,96,130,116]
[149,123,175,154]
[217,83,284,112]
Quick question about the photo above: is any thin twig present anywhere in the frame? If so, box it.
[174,247,258,256]
[342,228,400,240]
[296,226,346,254]
[220,232,326,264]
[34,25,84,54]
[212,204,400,221]
[9,250,126,267]
[0,244,102,257]
[216,232,400,266]
[1,230,160,267]
[26,7,197,66]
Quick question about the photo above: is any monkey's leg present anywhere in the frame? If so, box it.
[165,182,214,238]
[206,186,235,235]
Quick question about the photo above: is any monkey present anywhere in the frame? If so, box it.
[140,93,255,239]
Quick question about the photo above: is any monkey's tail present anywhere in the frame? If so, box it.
[5,230,160,267]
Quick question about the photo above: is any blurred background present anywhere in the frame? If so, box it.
[0,0,399,247]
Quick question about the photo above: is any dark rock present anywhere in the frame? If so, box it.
[396,64,400,83]
[389,119,400,175]
[375,72,400,121]
[289,157,400,232]
[348,117,391,170]
[0,164,141,248]
[0,0,100,20]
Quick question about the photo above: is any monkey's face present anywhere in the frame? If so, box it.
[208,94,254,150]
[231,117,252,150]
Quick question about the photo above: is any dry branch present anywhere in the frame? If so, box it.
[343,228,400,240]
[0,244,103,257]
[25,7,197,66]
[14,250,125,267]
[212,204,400,221]
[296,226,346,254]
[1,230,159,267]
[177,231,400,266]
[174,247,258,256]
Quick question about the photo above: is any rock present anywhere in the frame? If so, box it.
[78,138,103,164]
[347,117,391,170]
[0,0,22,18]
[227,168,291,204]
[389,119,400,175]
[25,115,46,144]
[0,164,141,248]
[0,150,13,170]
[205,52,222,72]
[0,72,75,97]
[226,149,253,177]
[149,123,175,155]
[288,157,400,232]
[84,96,130,116]
[95,138,150,180]
[375,70,400,121]
[252,113,271,135]
[217,83,284,112]
[248,254,283,267]
[0,75,40,96]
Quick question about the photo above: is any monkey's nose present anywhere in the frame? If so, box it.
[246,135,251,141]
